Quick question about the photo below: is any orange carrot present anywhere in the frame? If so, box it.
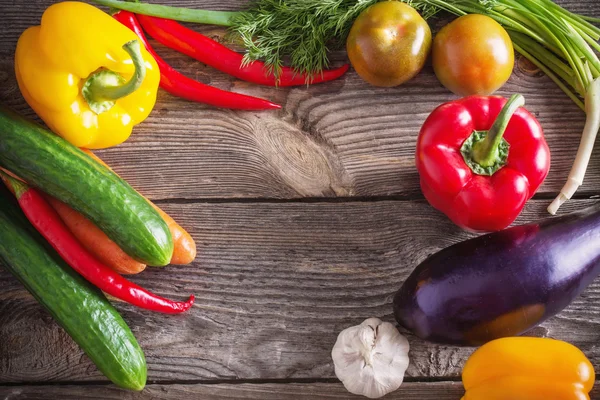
[45,196,147,275]
[148,202,197,265]
[82,149,197,265]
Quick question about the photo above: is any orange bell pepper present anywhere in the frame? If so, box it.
[462,337,595,400]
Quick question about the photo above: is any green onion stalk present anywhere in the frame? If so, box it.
[96,0,600,213]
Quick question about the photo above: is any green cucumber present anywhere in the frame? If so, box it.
[0,107,172,266]
[0,186,146,390]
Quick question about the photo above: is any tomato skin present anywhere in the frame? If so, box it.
[346,1,432,87]
[432,14,514,96]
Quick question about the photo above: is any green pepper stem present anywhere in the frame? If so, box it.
[472,94,525,167]
[0,170,28,199]
[86,40,146,103]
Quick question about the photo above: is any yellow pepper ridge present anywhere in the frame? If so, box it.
[461,337,595,400]
[14,1,160,149]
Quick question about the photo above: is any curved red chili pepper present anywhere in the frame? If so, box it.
[114,11,280,110]
[0,172,194,314]
[136,15,349,87]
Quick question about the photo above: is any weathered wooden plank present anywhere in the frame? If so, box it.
[1,381,599,399]
[1,382,465,400]
[2,0,600,391]
[2,199,600,383]
[0,1,599,199]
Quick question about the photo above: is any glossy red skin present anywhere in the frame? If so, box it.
[137,15,349,87]
[12,181,194,314]
[114,11,280,110]
[416,96,550,232]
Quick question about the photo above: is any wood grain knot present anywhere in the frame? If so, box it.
[253,118,354,197]
[517,54,542,76]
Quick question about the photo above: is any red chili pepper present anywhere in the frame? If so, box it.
[113,11,280,110]
[136,15,350,87]
[416,94,551,232]
[0,171,194,314]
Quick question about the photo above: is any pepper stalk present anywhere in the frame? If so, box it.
[473,95,524,166]
[82,40,147,114]
[461,94,524,176]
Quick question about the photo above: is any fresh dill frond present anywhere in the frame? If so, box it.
[229,0,381,78]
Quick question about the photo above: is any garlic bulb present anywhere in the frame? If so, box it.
[331,318,410,399]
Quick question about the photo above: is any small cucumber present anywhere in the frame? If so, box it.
[0,107,172,266]
[0,186,147,390]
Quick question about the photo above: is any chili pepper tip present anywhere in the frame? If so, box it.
[179,294,195,313]
[266,102,282,110]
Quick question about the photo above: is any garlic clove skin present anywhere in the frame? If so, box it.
[332,318,410,399]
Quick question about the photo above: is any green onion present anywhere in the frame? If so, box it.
[92,0,238,26]
[548,78,600,214]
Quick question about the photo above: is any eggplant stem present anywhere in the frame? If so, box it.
[548,77,600,214]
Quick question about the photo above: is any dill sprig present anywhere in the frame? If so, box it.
[229,0,380,77]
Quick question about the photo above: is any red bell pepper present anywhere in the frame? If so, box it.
[416,94,550,232]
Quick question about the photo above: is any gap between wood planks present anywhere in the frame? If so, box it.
[2,377,599,387]
[0,380,598,400]
[0,377,457,387]
[151,192,600,205]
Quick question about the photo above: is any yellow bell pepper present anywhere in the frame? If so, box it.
[462,337,595,400]
[14,2,160,149]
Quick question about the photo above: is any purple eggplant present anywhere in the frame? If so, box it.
[393,204,600,346]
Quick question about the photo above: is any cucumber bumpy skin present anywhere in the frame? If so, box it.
[0,107,173,266]
[0,187,147,390]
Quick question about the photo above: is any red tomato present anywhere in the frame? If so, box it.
[432,14,514,96]
[346,1,432,87]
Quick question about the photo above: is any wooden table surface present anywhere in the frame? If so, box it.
[2,0,600,398]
